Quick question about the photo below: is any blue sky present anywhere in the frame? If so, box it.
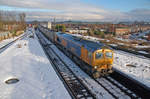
[0,5,61,12]
[0,0,150,21]
[81,0,150,12]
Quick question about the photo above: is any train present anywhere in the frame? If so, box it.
[37,25,114,78]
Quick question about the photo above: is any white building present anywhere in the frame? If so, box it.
[40,22,52,29]
[67,29,88,34]
[48,22,52,29]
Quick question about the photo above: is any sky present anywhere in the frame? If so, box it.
[0,0,150,22]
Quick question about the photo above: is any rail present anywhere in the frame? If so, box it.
[36,31,96,99]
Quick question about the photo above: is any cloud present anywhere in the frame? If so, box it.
[0,0,150,21]
[25,11,105,21]
[127,9,150,21]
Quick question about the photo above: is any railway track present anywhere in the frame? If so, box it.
[110,69,150,99]
[36,32,96,99]
[110,45,150,58]
[37,28,150,99]
[94,76,139,99]
[0,33,27,53]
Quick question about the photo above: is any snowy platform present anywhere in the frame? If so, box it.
[0,30,71,99]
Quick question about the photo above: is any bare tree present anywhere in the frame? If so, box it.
[0,10,26,32]
[19,13,26,30]
[19,13,26,22]
[0,11,2,30]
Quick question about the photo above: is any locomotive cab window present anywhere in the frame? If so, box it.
[95,52,103,59]
[105,52,112,58]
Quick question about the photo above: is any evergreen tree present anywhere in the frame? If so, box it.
[61,24,66,32]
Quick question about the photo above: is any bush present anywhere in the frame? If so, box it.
[101,33,105,38]
[11,30,17,37]
[94,31,101,35]
[94,30,105,38]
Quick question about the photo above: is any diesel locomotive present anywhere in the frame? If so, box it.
[37,25,114,78]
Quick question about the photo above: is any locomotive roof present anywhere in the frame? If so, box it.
[56,32,105,52]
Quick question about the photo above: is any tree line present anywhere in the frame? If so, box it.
[0,10,26,33]
[55,24,66,32]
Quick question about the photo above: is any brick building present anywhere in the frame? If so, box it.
[115,27,131,35]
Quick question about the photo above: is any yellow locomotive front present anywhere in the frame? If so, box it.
[92,48,113,78]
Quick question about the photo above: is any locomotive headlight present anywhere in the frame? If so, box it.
[94,66,98,69]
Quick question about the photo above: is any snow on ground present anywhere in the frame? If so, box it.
[0,33,24,48]
[135,45,150,49]
[138,51,149,54]
[115,37,131,42]
[117,42,124,46]
[114,50,150,88]
[130,30,150,41]
[0,28,71,99]
[109,44,118,47]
